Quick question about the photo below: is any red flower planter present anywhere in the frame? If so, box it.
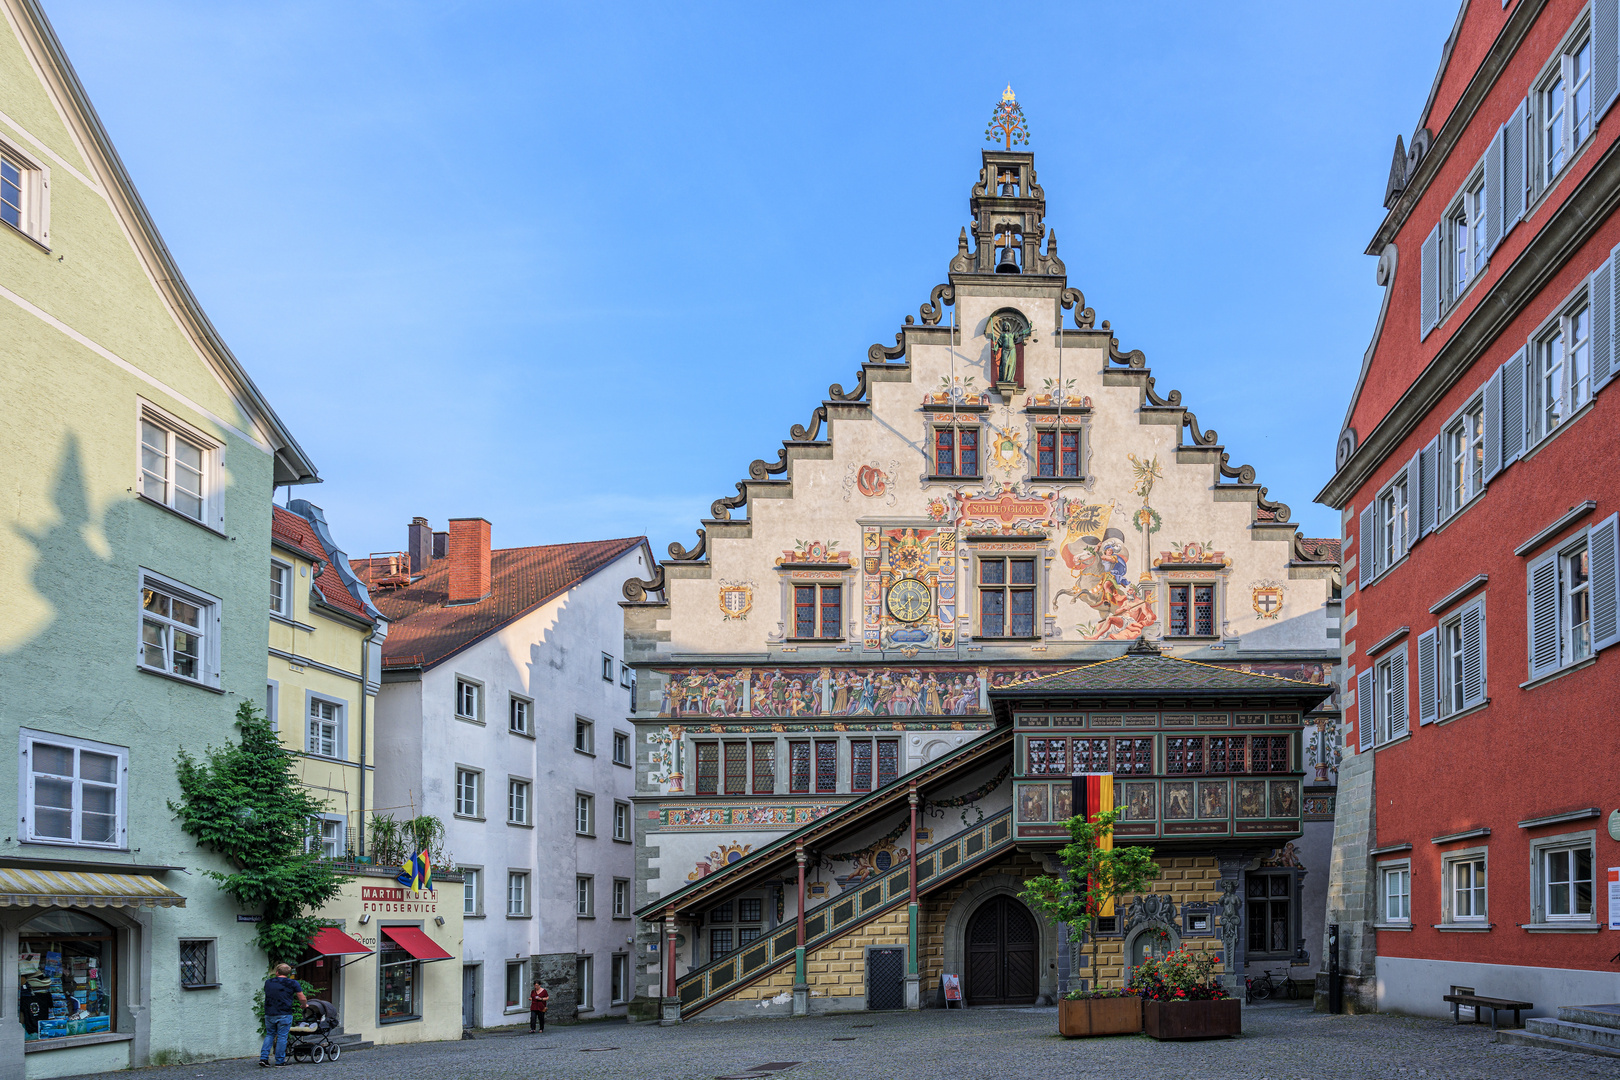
[1142,997,1241,1039]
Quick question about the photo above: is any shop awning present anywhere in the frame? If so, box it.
[0,867,186,909]
[381,925,452,961]
[309,927,372,956]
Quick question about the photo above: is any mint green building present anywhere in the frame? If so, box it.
[0,2,318,1074]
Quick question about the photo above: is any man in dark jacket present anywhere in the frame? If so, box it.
[261,964,307,1066]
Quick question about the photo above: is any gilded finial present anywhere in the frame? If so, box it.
[985,85,1030,149]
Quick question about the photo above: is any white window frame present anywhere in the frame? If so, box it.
[601,652,614,681]
[1373,644,1408,745]
[1530,298,1592,443]
[619,662,632,688]
[506,871,529,917]
[310,813,345,859]
[576,955,593,1012]
[1378,475,1409,570]
[577,875,594,917]
[1441,399,1485,517]
[575,716,595,755]
[461,866,483,917]
[613,800,630,843]
[0,133,50,246]
[611,953,631,1005]
[454,767,483,819]
[304,692,346,760]
[1562,537,1594,666]
[19,729,129,849]
[612,731,630,766]
[1441,847,1488,925]
[507,778,531,826]
[1530,830,1597,924]
[136,401,223,530]
[575,792,594,836]
[1535,24,1593,193]
[1379,861,1412,926]
[504,960,525,1011]
[508,695,532,736]
[454,677,483,723]
[612,878,630,918]
[1446,170,1487,301]
[266,679,280,732]
[137,568,222,688]
[270,559,292,617]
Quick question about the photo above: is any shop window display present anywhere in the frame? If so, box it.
[18,911,114,1041]
[377,930,419,1022]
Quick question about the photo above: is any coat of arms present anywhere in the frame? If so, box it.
[1251,580,1285,620]
[718,580,754,621]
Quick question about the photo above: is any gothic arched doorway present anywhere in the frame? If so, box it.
[964,895,1037,1005]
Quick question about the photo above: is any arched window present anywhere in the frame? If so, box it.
[19,910,115,1041]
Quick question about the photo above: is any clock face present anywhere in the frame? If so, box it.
[886,578,932,623]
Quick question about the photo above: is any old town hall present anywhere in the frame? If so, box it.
[622,99,1343,1021]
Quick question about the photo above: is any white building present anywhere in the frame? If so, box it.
[363,517,652,1027]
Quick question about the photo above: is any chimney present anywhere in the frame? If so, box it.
[407,517,433,573]
[447,518,491,604]
[432,531,448,559]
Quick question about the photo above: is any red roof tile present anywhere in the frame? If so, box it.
[373,537,646,670]
[271,505,373,622]
[1297,537,1342,563]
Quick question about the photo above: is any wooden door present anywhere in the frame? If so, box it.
[963,896,1038,1005]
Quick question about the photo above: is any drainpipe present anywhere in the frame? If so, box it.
[793,844,808,1016]
[906,785,921,1009]
[356,627,372,857]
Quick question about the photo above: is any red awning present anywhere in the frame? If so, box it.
[381,925,453,962]
[309,928,372,956]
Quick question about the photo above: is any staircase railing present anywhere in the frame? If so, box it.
[675,807,1014,1013]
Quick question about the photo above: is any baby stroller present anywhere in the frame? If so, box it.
[287,999,341,1063]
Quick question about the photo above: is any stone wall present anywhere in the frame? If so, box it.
[532,952,578,1021]
[1317,750,1378,1012]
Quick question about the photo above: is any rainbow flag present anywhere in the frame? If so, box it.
[1071,772,1115,916]
[396,850,432,892]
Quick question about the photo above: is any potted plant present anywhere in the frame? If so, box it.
[1129,946,1240,1039]
[1021,807,1160,1038]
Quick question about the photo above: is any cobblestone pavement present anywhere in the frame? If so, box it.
[71,1002,1620,1080]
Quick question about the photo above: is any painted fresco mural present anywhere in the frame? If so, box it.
[861,526,954,651]
[750,668,825,717]
[659,670,747,717]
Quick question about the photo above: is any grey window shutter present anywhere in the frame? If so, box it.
[1483,137,1503,254]
[1460,599,1486,708]
[1416,628,1438,725]
[1593,260,1614,391]
[1357,670,1376,752]
[1483,366,1504,481]
[1420,224,1441,340]
[1590,512,1620,652]
[1503,100,1528,227]
[1389,649,1409,740]
[1605,244,1620,393]
[1418,439,1437,535]
[1358,504,1377,587]
[1430,434,1446,528]
[1405,453,1421,548]
[1597,0,1620,122]
[1500,349,1527,464]
[1527,550,1562,679]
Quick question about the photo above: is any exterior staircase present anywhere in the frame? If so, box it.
[329,1027,373,1053]
[1494,1004,1620,1059]
[673,808,1015,1017]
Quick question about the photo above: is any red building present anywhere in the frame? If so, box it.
[1317,0,1620,1027]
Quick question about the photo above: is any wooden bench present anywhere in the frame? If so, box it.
[1442,993,1532,1031]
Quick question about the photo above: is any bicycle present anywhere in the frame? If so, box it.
[1244,967,1295,1003]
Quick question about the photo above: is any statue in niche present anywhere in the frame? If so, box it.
[990,312,1033,386]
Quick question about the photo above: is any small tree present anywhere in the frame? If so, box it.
[1020,807,1160,996]
[171,702,342,965]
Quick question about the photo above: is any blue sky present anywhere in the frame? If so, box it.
[48,1,1461,557]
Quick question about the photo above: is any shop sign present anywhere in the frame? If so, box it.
[360,885,440,913]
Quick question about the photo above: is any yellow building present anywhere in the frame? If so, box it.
[267,501,464,1044]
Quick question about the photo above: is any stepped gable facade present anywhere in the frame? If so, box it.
[624,145,1342,1021]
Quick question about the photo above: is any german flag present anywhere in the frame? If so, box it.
[1070,772,1115,916]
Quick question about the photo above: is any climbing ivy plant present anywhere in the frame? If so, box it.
[171,702,342,965]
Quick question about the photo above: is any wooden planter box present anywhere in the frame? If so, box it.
[1143,997,1241,1039]
[1058,995,1143,1037]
